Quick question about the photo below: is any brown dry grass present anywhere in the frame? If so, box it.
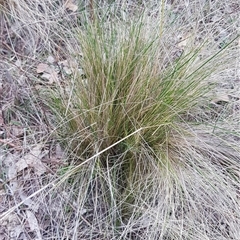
[0,1,239,239]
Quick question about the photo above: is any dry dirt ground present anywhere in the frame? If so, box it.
[0,1,239,239]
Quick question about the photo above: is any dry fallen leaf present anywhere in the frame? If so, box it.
[47,69,59,84]
[65,0,78,12]
[212,94,230,104]
[41,73,51,80]
[20,192,39,212]
[59,59,72,74]
[177,33,192,49]
[26,210,42,240]
[9,125,24,138]
[47,55,55,64]
[5,153,19,192]
[16,144,48,176]
[38,66,59,84]
[41,70,59,84]
[36,63,51,74]
[55,143,64,159]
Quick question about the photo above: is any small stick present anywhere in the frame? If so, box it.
[89,0,95,22]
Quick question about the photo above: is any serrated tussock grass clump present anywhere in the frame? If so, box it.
[51,14,240,239]
[62,19,211,162]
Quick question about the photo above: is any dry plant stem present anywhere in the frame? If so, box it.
[159,0,165,37]
[0,128,142,220]
[56,128,143,184]
[0,180,55,221]
[89,0,95,22]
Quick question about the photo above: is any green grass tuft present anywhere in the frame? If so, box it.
[58,18,213,162]
[48,7,239,239]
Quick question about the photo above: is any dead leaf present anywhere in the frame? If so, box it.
[36,63,51,74]
[5,153,19,192]
[47,55,55,64]
[228,94,240,101]
[20,192,39,212]
[41,69,59,84]
[26,210,42,240]
[65,0,78,12]
[63,66,72,75]
[37,61,59,84]
[16,144,48,176]
[59,60,72,74]
[177,33,192,49]
[55,143,64,159]
[48,69,59,84]
[10,125,24,138]
[58,60,68,67]
[212,94,230,104]
[41,73,51,80]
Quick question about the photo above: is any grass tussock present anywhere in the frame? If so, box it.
[49,11,240,239]
[0,1,239,239]
[57,17,218,161]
